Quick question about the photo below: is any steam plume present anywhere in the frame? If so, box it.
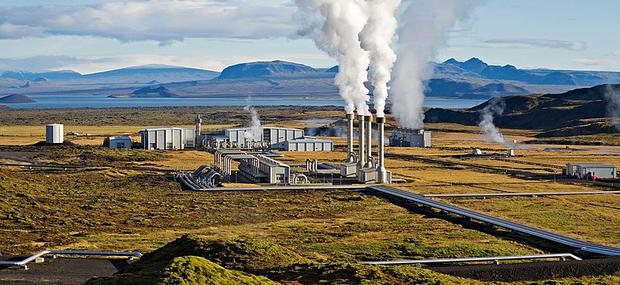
[295,0,371,115]
[478,97,509,145]
[605,84,620,131]
[391,0,481,129]
[244,105,262,141]
[359,0,401,118]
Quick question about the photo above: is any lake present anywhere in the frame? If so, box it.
[2,95,486,110]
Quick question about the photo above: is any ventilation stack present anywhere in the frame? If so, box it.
[376,117,389,183]
[346,113,355,162]
[365,115,373,168]
[195,114,202,148]
[357,115,366,168]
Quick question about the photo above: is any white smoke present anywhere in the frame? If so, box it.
[391,0,482,129]
[243,105,262,141]
[605,85,620,131]
[295,0,371,115]
[359,0,401,118]
[478,97,511,146]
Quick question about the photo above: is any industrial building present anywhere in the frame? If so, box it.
[108,136,132,149]
[283,138,333,152]
[224,126,304,149]
[45,124,64,144]
[140,127,185,150]
[389,129,432,147]
[212,149,308,185]
[565,163,617,180]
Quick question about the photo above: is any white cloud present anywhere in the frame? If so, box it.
[0,0,298,43]
[483,38,587,50]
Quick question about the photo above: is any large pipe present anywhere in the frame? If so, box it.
[346,113,354,162]
[357,115,366,168]
[376,117,387,183]
[365,115,373,168]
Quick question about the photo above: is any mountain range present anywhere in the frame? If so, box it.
[0,58,619,99]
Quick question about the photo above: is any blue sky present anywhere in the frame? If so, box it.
[0,0,618,73]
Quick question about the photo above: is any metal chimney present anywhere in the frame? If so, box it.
[365,115,373,168]
[195,114,202,148]
[346,113,355,162]
[357,115,366,168]
[376,116,387,183]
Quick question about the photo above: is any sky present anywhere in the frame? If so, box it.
[0,0,618,74]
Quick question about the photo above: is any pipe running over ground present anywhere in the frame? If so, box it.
[0,250,142,270]
[363,253,582,266]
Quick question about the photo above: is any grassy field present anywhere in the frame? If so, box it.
[1,106,619,283]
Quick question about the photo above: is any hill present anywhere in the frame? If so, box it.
[425,84,620,137]
[130,86,178,98]
[217,60,320,80]
[0,94,35,103]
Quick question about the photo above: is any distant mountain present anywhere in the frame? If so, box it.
[0,70,82,81]
[130,86,178,98]
[425,84,620,137]
[0,65,219,85]
[84,65,219,83]
[217,60,321,80]
[440,58,620,86]
[0,94,34,103]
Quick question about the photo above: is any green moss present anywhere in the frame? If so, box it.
[160,256,278,285]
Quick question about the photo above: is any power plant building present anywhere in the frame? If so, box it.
[565,163,617,179]
[389,129,432,148]
[140,127,186,150]
[45,124,64,144]
[224,127,305,149]
[284,138,333,152]
[108,136,132,149]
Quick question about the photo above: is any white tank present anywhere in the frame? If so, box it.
[46,124,64,144]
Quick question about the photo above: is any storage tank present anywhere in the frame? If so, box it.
[46,124,64,144]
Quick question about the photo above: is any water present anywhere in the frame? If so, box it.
[3,95,485,110]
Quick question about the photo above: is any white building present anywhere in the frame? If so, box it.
[140,127,185,150]
[183,128,196,148]
[389,129,432,148]
[565,163,617,179]
[225,126,304,149]
[108,136,132,149]
[284,138,333,152]
[45,124,64,144]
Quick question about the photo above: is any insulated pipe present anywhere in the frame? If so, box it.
[346,113,355,162]
[365,115,373,168]
[357,115,366,168]
[376,117,387,183]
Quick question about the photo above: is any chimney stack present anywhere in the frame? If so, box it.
[357,115,366,168]
[365,115,373,168]
[346,113,355,162]
[376,116,387,183]
[195,114,202,147]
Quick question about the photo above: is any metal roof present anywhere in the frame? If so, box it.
[567,163,616,168]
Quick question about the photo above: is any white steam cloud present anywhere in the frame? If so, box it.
[605,85,620,131]
[244,105,262,141]
[478,97,513,147]
[359,0,401,118]
[295,0,371,115]
[391,0,482,129]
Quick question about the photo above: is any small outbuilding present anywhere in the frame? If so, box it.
[45,123,64,144]
[565,163,617,180]
[108,136,132,149]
